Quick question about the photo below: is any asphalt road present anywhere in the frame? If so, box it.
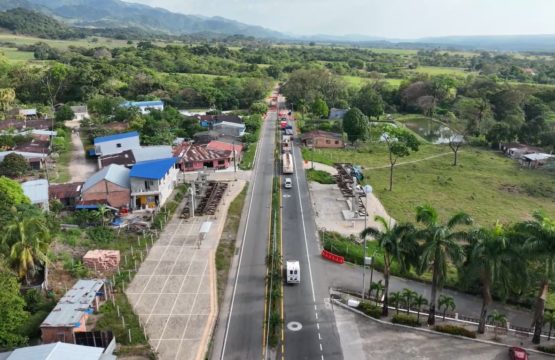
[280,111,343,360]
[219,104,277,360]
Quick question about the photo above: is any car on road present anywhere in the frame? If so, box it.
[509,347,528,360]
[284,178,292,188]
[286,260,300,284]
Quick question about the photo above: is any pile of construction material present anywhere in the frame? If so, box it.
[83,250,120,272]
[181,181,228,219]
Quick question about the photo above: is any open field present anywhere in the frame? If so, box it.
[342,75,403,88]
[410,66,476,77]
[303,144,555,225]
[0,46,34,62]
[0,32,135,49]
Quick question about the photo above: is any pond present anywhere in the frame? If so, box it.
[402,117,463,144]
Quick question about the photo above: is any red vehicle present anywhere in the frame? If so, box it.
[280,120,287,129]
[509,347,528,360]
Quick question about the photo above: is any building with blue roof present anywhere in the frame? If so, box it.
[93,131,140,158]
[129,157,179,210]
[121,100,164,115]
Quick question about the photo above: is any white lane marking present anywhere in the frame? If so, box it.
[315,312,318,320]
[293,148,317,303]
[221,111,274,360]
[321,355,325,360]
[317,323,320,330]
[319,343,323,351]
[318,333,322,340]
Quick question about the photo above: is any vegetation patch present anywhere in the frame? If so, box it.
[358,301,383,319]
[306,168,335,184]
[434,324,476,338]
[392,313,421,327]
[538,345,555,354]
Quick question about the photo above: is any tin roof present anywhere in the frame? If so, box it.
[3,342,104,360]
[21,179,49,204]
[132,146,173,163]
[49,182,83,200]
[94,131,139,144]
[82,164,130,192]
[41,279,105,328]
[129,157,177,180]
[99,150,136,168]
[175,143,231,163]
[121,100,163,108]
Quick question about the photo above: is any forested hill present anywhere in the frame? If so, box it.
[0,7,82,39]
[0,0,286,39]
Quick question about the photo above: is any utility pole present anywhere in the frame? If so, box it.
[362,184,373,300]
[233,139,237,180]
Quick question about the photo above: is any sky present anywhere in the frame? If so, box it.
[124,0,555,39]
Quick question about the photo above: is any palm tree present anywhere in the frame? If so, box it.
[413,294,428,322]
[97,205,112,227]
[517,210,555,344]
[389,291,402,315]
[438,294,456,321]
[361,216,418,316]
[416,204,472,326]
[544,311,555,341]
[369,280,385,306]
[487,310,507,340]
[464,222,527,334]
[2,214,51,283]
[401,288,417,314]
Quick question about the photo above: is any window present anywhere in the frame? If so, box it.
[294,270,297,274]
[289,270,293,275]
[326,140,331,144]
[335,141,339,144]
[116,143,122,148]
[218,160,225,165]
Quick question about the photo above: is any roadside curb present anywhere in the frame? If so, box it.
[332,299,555,357]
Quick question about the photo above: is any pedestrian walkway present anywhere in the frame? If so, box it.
[126,180,247,360]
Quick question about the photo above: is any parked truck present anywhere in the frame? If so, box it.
[282,152,294,174]
[282,135,292,152]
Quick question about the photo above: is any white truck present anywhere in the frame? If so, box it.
[282,152,294,174]
[286,260,300,284]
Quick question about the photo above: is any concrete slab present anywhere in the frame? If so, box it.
[157,339,181,359]
[162,276,186,293]
[152,293,179,315]
[173,293,197,314]
[161,315,189,340]
[191,293,211,315]
[146,315,170,339]
[181,276,202,293]
[143,276,167,293]
[184,315,209,339]
[176,340,200,359]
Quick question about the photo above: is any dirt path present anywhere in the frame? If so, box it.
[65,119,96,182]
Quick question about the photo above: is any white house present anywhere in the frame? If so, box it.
[93,131,141,161]
[21,179,49,211]
[70,105,89,121]
[129,157,178,210]
[121,100,164,115]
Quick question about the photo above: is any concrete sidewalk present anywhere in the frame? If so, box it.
[126,180,247,360]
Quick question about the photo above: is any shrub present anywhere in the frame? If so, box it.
[392,313,421,327]
[306,169,335,184]
[434,324,476,338]
[538,345,555,354]
[358,301,382,319]
[87,227,115,244]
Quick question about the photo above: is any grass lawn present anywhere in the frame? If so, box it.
[306,168,335,184]
[411,66,476,77]
[368,48,418,55]
[0,32,133,49]
[0,47,35,62]
[303,144,555,225]
[342,75,403,89]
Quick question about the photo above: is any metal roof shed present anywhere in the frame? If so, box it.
[2,342,104,360]
[129,157,177,180]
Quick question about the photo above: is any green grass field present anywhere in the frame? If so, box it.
[342,75,403,88]
[0,47,34,62]
[0,32,134,49]
[411,66,476,77]
[303,144,555,225]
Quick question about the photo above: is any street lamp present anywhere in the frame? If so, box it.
[362,184,373,300]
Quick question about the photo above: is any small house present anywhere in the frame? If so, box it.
[213,121,246,137]
[499,143,543,159]
[301,130,344,149]
[519,153,553,169]
[93,131,140,159]
[98,146,172,169]
[130,157,178,210]
[174,142,232,172]
[70,105,89,121]
[21,179,49,211]
[0,341,116,360]
[121,100,164,115]
[197,114,243,128]
[49,182,83,207]
[40,279,106,344]
[206,140,243,162]
[80,165,130,208]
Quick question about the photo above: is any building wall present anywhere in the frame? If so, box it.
[41,326,75,344]
[182,158,230,172]
[81,180,130,208]
[95,136,140,156]
[311,136,344,148]
[130,166,178,209]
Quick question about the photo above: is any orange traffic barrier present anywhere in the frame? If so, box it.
[321,249,344,264]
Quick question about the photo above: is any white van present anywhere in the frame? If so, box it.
[284,178,292,189]
[286,260,300,284]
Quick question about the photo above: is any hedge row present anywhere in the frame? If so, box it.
[434,324,476,338]
[358,301,383,319]
[392,313,421,327]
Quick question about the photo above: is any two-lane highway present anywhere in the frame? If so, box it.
[219,101,277,360]
[281,106,343,360]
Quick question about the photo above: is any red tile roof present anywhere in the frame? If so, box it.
[49,182,84,199]
[174,142,231,162]
[206,140,243,154]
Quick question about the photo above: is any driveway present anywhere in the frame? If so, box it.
[334,304,551,360]
[65,120,96,182]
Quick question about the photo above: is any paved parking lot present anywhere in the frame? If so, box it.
[335,304,552,360]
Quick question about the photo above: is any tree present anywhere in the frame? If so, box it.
[0,153,29,178]
[413,294,428,322]
[389,291,402,315]
[249,101,268,115]
[545,311,555,341]
[401,288,417,315]
[54,104,74,123]
[518,210,555,344]
[438,294,455,321]
[0,88,15,118]
[453,96,493,136]
[311,98,329,119]
[0,265,29,348]
[487,310,507,340]
[380,126,420,191]
[2,213,51,283]
[369,280,385,307]
[343,107,368,145]
[97,205,112,228]
[0,177,29,208]
[41,63,69,111]
[354,85,385,119]
[416,205,472,326]
[361,216,418,316]
[464,222,526,334]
